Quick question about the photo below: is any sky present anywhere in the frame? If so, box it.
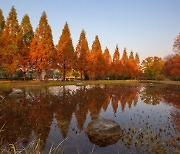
[0,0,180,60]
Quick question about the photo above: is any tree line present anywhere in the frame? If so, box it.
[0,7,179,81]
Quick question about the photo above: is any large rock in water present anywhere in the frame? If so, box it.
[86,118,122,147]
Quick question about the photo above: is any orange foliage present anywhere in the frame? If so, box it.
[164,54,180,80]
[29,12,54,80]
[57,22,75,81]
[88,35,106,79]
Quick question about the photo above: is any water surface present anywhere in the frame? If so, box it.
[0,83,179,153]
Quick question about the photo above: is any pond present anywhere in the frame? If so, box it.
[0,83,180,153]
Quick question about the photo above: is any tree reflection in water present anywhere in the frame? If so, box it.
[0,84,179,153]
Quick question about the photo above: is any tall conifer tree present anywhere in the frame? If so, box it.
[0,6,20,80]
[128,51,135,78]
[89,35,106,79]
[113,45,120,64]
[30,12,54,80]
[75,30,89,79]
[20,14,34,80]
[112,45,122,78]
[135,53,141,78]
[0,9,5,35]
[129,51,134,61]
[121,48,129,78]
[104,47,112,65]
[103,47,112,78]
[57,22,75,81]
[121,48,128,63]
[0,9,5,73]
[135,53,140,64]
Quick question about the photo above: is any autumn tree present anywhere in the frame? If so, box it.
[121,48,129,78]
[112,45,121,79]
[163,54,180,80]
[121,48,128,63]
[89,35,106,79]
[75,30,89,79]
[129,51,134,61]
[163,34,180,80]
[127,51,135,78]
[103,47,112,78]
[0,6,21,80]
[141,56,164,80]
[135,53,140,64]
[19,14,34,80]
[173,33,180,54]
[29,12,54,80]
[0,9,5,77]
[134,53,141,78]
[57,22,75,81]
[0,9,5,35]
[127,51,141,79]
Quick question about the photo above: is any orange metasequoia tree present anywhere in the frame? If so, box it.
[0,9,5,35]
[88,35,106,79]
[19,14,34,80]
[57,22,75,81]
[103,47,112,78]
[75,30,89,79]
[112,45,122,79]
[29,12,54,80]
[121,48,129,79]
[0,6,21,80]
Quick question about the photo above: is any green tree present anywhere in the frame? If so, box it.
[0,9,5,35]
[75,30,89,79]
[142,56,164,80]
[19,14,34,80]
[0,6,21,80]
[29,12,54,80]
[57,22,75,81]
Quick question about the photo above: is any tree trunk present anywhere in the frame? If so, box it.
[30,73,33,80]
[10,74,13,82]
[80,71,83,80]
[63,63,66,81]
[23,71,26,81]
[39,70,43,81]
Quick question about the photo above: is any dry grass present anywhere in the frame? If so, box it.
[0,137,69,154]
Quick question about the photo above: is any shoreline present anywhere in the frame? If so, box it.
[0,80,179,88]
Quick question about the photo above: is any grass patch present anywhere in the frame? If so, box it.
[0,80,179,89]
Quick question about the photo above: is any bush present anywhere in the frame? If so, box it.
[155,74,165,80]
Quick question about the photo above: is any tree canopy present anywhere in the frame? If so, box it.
[57,22,75,81]
[0,7,179,81]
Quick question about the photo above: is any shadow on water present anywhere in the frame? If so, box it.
[0,83,179,153]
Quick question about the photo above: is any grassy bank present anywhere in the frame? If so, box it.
[0,80,179,89]
[0,80,138,88]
